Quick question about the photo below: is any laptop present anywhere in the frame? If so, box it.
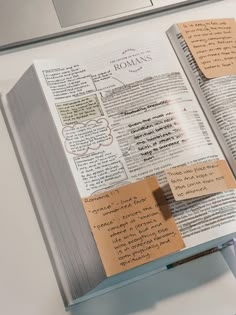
[0,0,209,50]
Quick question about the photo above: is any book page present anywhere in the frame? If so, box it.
[35,31,236,252]
[167,23,236,172]
[82,177,185,276]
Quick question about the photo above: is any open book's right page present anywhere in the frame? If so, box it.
[167,21,236,175]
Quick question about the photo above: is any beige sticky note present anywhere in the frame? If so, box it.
[82,176,185,276]
[165,160,236,201]
[178,19,236,78]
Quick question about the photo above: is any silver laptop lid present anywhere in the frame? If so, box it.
[53,0,152,27]
[0,0,209,50]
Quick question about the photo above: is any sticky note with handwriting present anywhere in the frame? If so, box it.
[82,176,185,276]
[178,19,236,78]
[165,160,236,201]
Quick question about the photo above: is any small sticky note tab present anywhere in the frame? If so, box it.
[178,19,236,78]
[82,176,185,276]
[165,160,236,201]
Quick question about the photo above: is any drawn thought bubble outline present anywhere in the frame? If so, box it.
[62,118,113,156]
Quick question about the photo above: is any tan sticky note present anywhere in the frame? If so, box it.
[178,19,236,78]
[165,160,236,201]
[82,176,185,276]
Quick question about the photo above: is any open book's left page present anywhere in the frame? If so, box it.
[34,30,236,263]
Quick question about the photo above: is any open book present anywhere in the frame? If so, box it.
[1,19,236,308]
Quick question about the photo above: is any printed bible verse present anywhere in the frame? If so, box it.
[82,176,185,276]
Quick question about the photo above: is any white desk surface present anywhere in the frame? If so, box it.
[1,1,236,314]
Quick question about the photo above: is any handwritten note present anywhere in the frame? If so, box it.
[165,160,236,201]
[56,95,103,125]
[82,176,185,276]
[178,19,236,78]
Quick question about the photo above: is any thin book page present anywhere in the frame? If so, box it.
[167,24,236,175]
[82,176,185,276]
